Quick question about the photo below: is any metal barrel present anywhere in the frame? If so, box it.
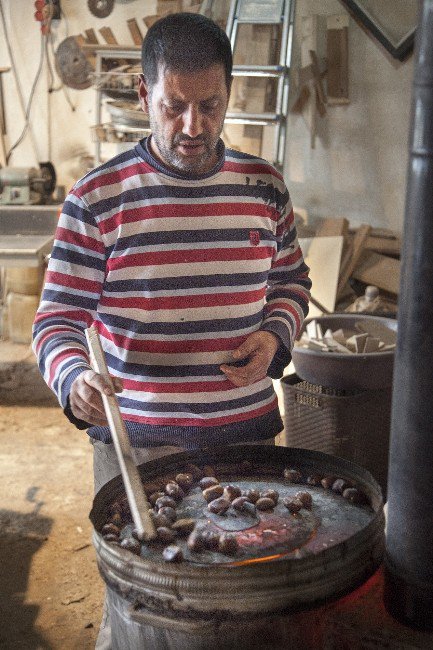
[384,0,433,630]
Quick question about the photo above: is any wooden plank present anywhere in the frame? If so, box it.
[99,27,118,45]
[352,250,401,295]
[327,14,350,105]
[127,18,143,46]
[301,15,318,148]
[299,236,344,317]
[316,217,349,237]
[84,28,99,44]
[337,224,371,298]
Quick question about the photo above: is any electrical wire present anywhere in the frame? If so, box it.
[6,31,45,163]
[0,0,41,161]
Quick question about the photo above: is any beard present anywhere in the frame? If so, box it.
[148,112,223,175]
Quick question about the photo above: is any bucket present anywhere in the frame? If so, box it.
[90,446,385,650]
[6,292,39,344]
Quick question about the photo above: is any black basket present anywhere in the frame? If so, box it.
[281,374,391,495]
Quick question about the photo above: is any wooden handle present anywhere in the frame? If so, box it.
[85,325,156,541]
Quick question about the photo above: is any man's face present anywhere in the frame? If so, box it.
[138,64,230,175]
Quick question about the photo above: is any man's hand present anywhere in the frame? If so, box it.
[220,331,279,387]
[69,370,123,426]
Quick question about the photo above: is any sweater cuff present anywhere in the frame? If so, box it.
[59,364,90,409]
[64,395,91,430]
[260,321,292,379]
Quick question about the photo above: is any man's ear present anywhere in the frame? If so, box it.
[137,74,149,113]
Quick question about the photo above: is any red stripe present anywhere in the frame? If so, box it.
[34,309,94,326]
[107,246,274,271]
[48,349,88,387]
[55,227,104,254]
[76,162,152,196]
[46,271,102,293]
[121,378,238,393]
[97,322,247,353]
[122,397,278,427]
[265,301,301,331]
[272,246,303,267]
[100,201,277,235]
[100,288,265,311]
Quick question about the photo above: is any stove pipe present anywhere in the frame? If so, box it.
[384,0,433,630]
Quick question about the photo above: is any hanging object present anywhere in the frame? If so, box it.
[55,37,93,90]
[88,0,115,19]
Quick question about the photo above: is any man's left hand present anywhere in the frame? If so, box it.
[220,331,279,387]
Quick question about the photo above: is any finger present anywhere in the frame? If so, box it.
[75,381,106,416]
[71,394,108,426]
[220,364,265,386]
[110,376,124,393]
[232,339,257,361]
[83,370,116,396]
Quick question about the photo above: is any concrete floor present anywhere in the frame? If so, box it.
[0,342,103,649]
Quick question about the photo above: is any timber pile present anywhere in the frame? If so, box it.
[312,217,400,312]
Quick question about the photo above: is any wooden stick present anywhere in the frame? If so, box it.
[85,326,156,541]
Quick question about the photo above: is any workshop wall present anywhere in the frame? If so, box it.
[0,0,414,233]
[286,0,414,232]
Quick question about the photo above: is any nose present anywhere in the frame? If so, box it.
[182,105,203,138]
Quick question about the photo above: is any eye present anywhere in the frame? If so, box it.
[164,102,184,116]
[201,101,219,114]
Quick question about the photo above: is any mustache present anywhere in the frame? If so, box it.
[174,135,207,144]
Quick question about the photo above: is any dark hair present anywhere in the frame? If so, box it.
[141,13,233,91]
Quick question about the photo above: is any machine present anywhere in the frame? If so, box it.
[0,162,56,205]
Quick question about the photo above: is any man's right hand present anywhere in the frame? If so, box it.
[69,370,123,426]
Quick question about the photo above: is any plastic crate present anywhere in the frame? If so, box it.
[281,374,391,495]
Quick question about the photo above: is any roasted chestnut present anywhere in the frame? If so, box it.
[256,497,275,511]
[283,469,302,483]
[283,497,303,513]
[208,497,231,515]
[295,491,312,510]
[202,484,224,502]
[199,476,220,490]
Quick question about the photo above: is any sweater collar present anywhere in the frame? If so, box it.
[135,136,225,180]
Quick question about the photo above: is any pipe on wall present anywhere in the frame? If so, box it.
[384,0,433,630]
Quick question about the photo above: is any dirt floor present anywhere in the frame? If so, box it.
[0,342,103,650]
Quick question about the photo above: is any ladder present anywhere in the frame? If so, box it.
[223,0,295,170]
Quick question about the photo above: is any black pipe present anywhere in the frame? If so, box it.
[384,0,433,630]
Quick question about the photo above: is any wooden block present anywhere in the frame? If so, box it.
[127,18,143,45]
[84,28,99,44]
[364,337,380,353]
[291,85,311,113]
[337,224,371,299]
[316,217,349,237]
[326,14,349,105]
[99,27,118,45]
[352,251,401,295]
[365,235,401,256]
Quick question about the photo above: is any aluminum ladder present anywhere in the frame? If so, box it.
[223,0,295,170]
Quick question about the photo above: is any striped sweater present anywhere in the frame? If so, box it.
[33,138,311,448]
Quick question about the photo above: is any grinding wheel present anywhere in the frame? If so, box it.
[55,37,93,90]
[88,0,115,18]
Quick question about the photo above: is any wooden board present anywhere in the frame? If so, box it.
[99,27,118,45]
[127,18,143,45]
[337,224,371,298]
[299,236,344,318]
[315,217,349,237]
[326,14,349,105]
[352,251,401,295]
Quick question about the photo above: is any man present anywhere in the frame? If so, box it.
[33,12,310,489]
[33,12,311,647]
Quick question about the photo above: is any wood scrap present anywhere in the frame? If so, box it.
[99,27,118,45]
[297,320,395,355]
[352,251,401,295]
[315,217,349,237]
[326,14,349,105]
[336,224,371,299]
[127,18,143,45]
[84,29,99,44]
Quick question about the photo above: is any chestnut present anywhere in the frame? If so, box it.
[199,476,220,490]
[244,489,260,503]
[149,491,165,506]
[155,496,177,510]
[306,474,322,487]
[102,533,119,543]
[200,528,221,551]
[202,484,224,502]
[208,497,231,515]
[261,489,279,505]
[156,527,177,543]
[343,487,367,505]
[162,545,183,562]
[158,506,177,522]
[218,533,239,555]
[223,485,242,501]
[256,497,275,511]
[295,491,312,510]
[175,473,194,490]
[171,518,196,536]
[102,523,120,537]
[283,469,302,483]
[187,529,205,552]
[165,482,184,501]
[120,538,141,555]
[332,478,350,495]
[283,497,303,513]
[321,476,336,489]
[232,496,249,511]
